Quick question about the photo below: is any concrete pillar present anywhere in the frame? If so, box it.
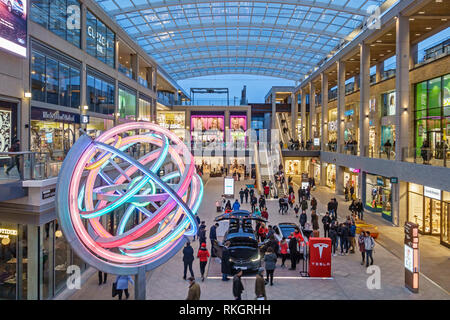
[337,60,346,152]
[335,165,344,195]
[301,88,306,143]
[376,61,384,83]
[80,3,87,51]
[134,267,146,300]
[359,42,370,156]
[291,92,298,141]
[395,15,410,161]
[320,161,327,186]
[27,225,39,300]
[309,82,315,139]
[321,73,328,151]
[131,53,139,81]
[354,75,359,91]
[146,67,152,89]
[271,91,276,131]
[410,43,418,69]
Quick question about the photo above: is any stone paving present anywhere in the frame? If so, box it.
[63,177,449,300]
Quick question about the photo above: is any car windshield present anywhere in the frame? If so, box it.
[280,226,296,238]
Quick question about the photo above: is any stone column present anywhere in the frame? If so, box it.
[321,72,328,151]
[395,15,410,161]
[337,60,346,152]
[320,161,327,187]
[309,82,315,139]
[335,165,344,195]
[131,53,139,81]
[291,92,298,141]
[410,42,418,69]
[359,42,370,156]
[301,88,307,143]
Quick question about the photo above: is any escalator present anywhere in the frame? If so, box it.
[276,113,293,149]
[255,141,287,199]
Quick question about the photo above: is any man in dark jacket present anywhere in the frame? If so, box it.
[327,200,334,218]
[199,224,207,245]
[329,225,338,256]
[338,223,349,255]
[301,197,308,212]
[182,242,195,280]
[239,188,245,204]
[221,242,231,281]
[299,212,307,229]
[244,187,249,203]
[233,270,244,300]
[310,197,317,211]
[193,216,201,241]
[322,212,332,237]
[288,236,298,270]
[334,199,339,218]
[209,223,219,257]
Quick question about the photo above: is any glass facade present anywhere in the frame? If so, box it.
[31,50,81,108]
[31,0,81,48]
[408,184,450,248]
[414,74,450,159]
[138,98,151,121]
[86,73,115,116]
[118,88,137,121]
[86,10,115,68]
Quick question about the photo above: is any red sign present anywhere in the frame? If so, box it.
[308,238,332,278]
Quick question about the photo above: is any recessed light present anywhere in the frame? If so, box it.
[380,54,384,56]
[442,18,448,21]
[418,11,425,14]
[416,33,421,36]
[426,27,432,30]
[387,50,392,52]
[376,40,382,43]
[387,33,392,36]
[370,44,375,47]
[409,18,415,21]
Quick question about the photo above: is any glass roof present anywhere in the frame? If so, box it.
[96,0,386,81]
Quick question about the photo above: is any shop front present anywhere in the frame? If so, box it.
[156,111,186,140]
[364,174,392,222]
[230,114,247,148]
[327,108,337,151]
[85,117,113,139]
[285,159,303,176]
[194,156,224,176]
[344,167,359,199]
[326,163,336,190]
[190,114,225,147]
[311,159,321,183]
[30,107,81,163]
[408,184,450,248]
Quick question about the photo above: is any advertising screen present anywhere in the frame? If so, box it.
[0,0,27,57]
[224,178,234,196]
[191,115,224,144]
[404,245,413,273]
[230,115,247,145]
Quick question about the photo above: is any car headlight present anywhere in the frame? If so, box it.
[251,254,260,262]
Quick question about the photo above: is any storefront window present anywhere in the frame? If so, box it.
[285,160,302,176]
[365,174,392,222]
[138,98,152,121]
[442,192,450,247]
[86,10,115,68]
[118,88,137,121]
[156,111,186,140]
[0,223,18,300]
[326,164,335,190]
[54,223,70,294]
[31,0,81,48]
[191,115,225,146]
[86,117,113,139]
[230,115,247,147]
[31,49,81,108]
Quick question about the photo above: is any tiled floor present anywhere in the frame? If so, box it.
[62,177,449,300]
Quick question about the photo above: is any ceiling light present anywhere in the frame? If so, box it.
[387,50,392,53]
[409,18,415,21]
[426,27,432,30]
[416,33,421,36]
[442,18,448,21]
[380,54,384,56]
[376,40,382,43]
[418,11,425,14]
[387,33,392,36]
[370,44,375,47]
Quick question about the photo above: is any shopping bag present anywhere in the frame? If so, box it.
[112,282,118,297]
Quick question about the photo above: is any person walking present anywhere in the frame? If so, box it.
[327,199,335,219]
[288,236,299,270]
[364,231,375,267]
[299,211,307,229]
[322,212,332,237]
[294,204,300,218]
[311,211,320,237]
[244,187,249,203]
[239,188,245,204]
[249,188,255,199]
[197,243,210,281]
[186,277,201,300]
[233,270,244,300]
[356,199,364,220]
[301,197,308,213]
[261,207,269,220]
[198,224,207,245]
[251,195,257,213]
[221,241,231,281]
[348,222,356,254]
[338,223,349,255]
[310,197,317,211]
[193,215,201,241]
[255,268,266,300]
[349,200,357,215]
[264,185,270,199]
[358,231,366,265]
[329,224,338,257]
[209,223,219,257]
[259,196,266,211]
[182,242,195,280]
[264,247,277,286]
[232,199,241,211]
[280,237,289,268]
[98,271,107,285]
[114,275,134,300]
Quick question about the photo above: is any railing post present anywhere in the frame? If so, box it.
[30,153,35,180]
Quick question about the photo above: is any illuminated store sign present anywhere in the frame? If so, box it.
[0,0,27,57]
[424,186,441,201]
[0,228,18,239]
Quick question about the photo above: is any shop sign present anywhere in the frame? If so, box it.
[42,188,56,200]
[349,168,360,173]
[32,107,80,124]
[81,115,90,124]
[314,138,320,146]
[344,110,354,116]
[0,228,18,239]
[390,177,398,184]
[424,186,441,200]
[377,177,384,186]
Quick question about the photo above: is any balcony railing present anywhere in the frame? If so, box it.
[402,146,449,168]
[417,38,450,66]
[138,76,149,89]
[119,63,134,79]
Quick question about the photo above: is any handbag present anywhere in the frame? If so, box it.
[112,282,118,297]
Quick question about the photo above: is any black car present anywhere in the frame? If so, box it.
[214,210,267,273]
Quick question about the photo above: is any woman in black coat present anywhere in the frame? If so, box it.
[288,236,298,270]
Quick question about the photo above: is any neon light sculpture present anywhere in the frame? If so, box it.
[56,122,203,275]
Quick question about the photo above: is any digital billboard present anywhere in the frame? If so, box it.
[0,0,27,57]
[190,115,224,144]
